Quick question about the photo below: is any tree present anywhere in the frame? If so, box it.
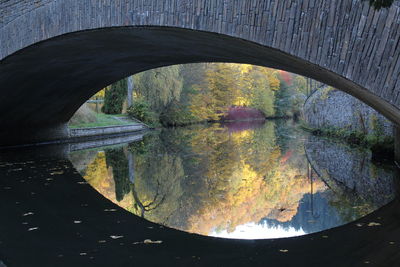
[104,147,131,202]
[133,65,183,113]
[102,78,127,114]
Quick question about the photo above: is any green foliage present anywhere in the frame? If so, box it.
[189,64,280,120]
[133,65,183,113]
[159,100,200,126]
[364,0,394,9]
[101,63,310,125]
[127,97,159,127]
[274,72,307,117]
[304,124,394,159]
[102,78,127,114]
[246,66,276,117]
[69,113,131,128]
[68,104,133,128]
[274,76,291,117]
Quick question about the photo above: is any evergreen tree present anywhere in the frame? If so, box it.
[104,147,130,202]
[102,78,127,114]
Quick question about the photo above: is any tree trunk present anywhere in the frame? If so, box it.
[127,76,134,107]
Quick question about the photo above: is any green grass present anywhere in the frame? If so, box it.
[68,113,134,128]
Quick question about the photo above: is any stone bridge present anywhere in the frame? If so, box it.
[1,0,400,146]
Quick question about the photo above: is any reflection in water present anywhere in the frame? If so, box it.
[70,120,396,239]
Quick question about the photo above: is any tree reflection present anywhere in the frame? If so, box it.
[71,121,396,238]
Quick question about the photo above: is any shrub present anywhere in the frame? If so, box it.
[127,98,159,127]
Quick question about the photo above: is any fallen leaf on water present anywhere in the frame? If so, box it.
[144,239,163,244]
[50,171,64,175]
[356,223,363,227]
[28,227,39,231]
[110,235,124,239]
[74,221,82,224]
[367,222,381,227]
[279,249,288,253]
[322,235,328,238]
[389,241,395,245]
[23,212,34,216]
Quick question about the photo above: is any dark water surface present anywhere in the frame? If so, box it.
[69,120,396,239]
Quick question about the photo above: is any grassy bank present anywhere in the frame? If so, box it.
[68,113,132,128]
[300,122,394,160]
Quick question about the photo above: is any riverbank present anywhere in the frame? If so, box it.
[300,122,394,161]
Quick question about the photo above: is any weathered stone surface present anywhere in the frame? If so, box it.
[304,87,394,137]
[69,124,146,139]
[1,0,400,145]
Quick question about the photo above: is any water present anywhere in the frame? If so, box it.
[69,120,397,239]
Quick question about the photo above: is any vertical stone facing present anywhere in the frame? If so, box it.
[1,0,400,113]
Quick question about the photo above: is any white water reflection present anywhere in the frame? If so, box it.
[211,222,306,239]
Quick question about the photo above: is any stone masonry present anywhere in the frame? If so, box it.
[304,87,394,138]
[1,0,400,145]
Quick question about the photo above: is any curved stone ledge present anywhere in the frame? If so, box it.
[69,124,147,140]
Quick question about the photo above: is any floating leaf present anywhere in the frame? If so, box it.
[110,235,124,239]
[144,239,163,244]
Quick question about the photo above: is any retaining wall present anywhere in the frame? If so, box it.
[303,87,394,137]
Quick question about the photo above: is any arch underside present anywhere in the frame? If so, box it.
[0,26,399,146]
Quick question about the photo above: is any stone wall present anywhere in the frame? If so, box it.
[69,124,147,140]
[304,87,394,137]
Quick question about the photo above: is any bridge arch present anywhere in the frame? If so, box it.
[1,0,400,145]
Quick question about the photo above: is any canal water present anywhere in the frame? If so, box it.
[69,120,396,239]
